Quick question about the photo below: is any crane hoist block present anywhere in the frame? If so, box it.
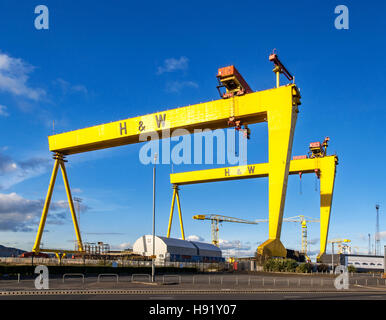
[217,65,253,99]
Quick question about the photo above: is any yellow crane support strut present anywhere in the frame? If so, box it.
[33,72,301,257]
[32,153,84,254]
[169,155,338,260]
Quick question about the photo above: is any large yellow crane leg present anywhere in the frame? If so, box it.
[318,157,337,261]
[170,156,338,259]
[32,153,84,254]
[263,100,298,257]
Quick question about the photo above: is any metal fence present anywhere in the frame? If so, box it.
[0,257,229,270]
[2,273,386,289]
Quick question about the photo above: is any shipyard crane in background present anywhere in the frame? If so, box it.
[192,214,258,247]
[255,215,320,262]
[328,238,351,254]
[328,238,351,269]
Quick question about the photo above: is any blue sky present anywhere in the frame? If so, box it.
[0,0,385,259]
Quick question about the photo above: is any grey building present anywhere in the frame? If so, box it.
[132,235,223,262]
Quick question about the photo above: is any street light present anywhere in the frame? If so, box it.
[151,153,158,283]
[73,197,82,250]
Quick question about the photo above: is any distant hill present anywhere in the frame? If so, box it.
[0,245,26,257]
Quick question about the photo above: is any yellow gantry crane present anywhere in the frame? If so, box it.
[169,138,337,260]
[255,215,320,262]
[192,214,258,247]
[32,54,302,258]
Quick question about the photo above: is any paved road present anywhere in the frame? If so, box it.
[1,273,385,300]
[1,290,386,300]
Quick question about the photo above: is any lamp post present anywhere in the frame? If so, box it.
[384,245,386,276]
[151,153,158,283]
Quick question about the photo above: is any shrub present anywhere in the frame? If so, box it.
[283,259,298,272]
[263,258,298,272]
[347,265,356,273]
[296,263,313,273]
[317,263,329,272]
[263,258,277,272]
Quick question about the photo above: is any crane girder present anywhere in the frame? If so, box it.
[193,214,258,224]
[48,85,300,155]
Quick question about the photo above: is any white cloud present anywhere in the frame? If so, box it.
[165,80,199,93]
[157,56,189,74]
[218,239,256,257]
[110,242,132,251]
[0,152,50,189]
[0,52,45,100]
[186,235,205,242]
[0,192,71,232]
[0,105,9,117]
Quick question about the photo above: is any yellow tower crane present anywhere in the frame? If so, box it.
[255,215,320,262]
[193,214,258,247]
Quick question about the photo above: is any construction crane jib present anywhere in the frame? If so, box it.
[193,214,258,247]
[32,56,301,258]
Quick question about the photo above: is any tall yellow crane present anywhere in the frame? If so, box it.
[193,214,258,247]
[255,215,320,261]
[169,138,338,261]
[32,54,302,258]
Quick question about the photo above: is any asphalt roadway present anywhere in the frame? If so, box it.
[0,273,385,300]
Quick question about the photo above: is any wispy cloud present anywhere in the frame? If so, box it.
[110,242,132,250]
[218,239,256,257]
[186,235,205,242]
[54,78,88,96]
[0,51,45,101]
[165,80,199,93]
[72,188,83,194]
[0,192,75,232]
[0,105,9,117]
[157,56,189,74]
[219,239,251,251]
[0,152,50,190]
[309,238,319,245]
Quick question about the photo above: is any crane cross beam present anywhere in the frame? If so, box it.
[48,85,300,155]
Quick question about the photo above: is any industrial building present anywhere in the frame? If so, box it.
[321,254,385,272]
[133,235,223,263]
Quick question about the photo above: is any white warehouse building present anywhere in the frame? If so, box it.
[133,235,223,263]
